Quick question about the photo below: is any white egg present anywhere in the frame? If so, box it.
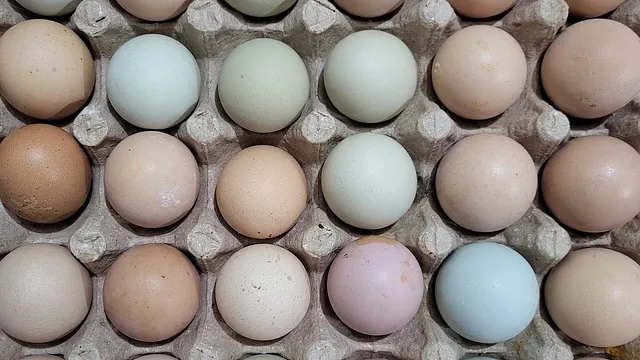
[321,133,417,229]
[324,30,417,124]
[16,0,81,16]
[224,0,297,17]
[107,34,201,130]
[218,38,309,133]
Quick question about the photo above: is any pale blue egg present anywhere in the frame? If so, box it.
[435,242,539,343]
[16,0,81,16]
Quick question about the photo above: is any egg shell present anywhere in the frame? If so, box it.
[107,34,201,130]
[321,133,417,230]
[218,38,310,133]
[545,248,640,347]
[20,356,63,360]
[323,30,417,124]
[0,19,95,120]
[136,355,178,360]
[435,133,537,233]
[0,124,92,224]
[541,19,640,119]
[333,0,404,18]
[104,131,200,229]
[541,135,640,233]
[214,244,311,341]
[0,244,92,344]
[327,236,424,336]
[224,0,297,17]
[435,242,539,343]
[447,0,517,18]
[103,243,201,342]
[115,0,193,21]
[215,145,307,239]
[16,0,81,16]
[565,0,625,18]
[432,25,527,120]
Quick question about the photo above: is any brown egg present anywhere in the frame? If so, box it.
[435,134,537,232]
[0,124,92,224]
[334,0,404,18]
[216,145,307,240]
[432,25,527,120]
[545,248,640,347]
[542,136,640,233]
[447,0,517,18]
[0,20,95,121]
[103,243,200,342]
[116,0,193,21]
[541,19,640,119]
[565,0,624,18]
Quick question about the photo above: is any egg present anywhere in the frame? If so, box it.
[104,131,200,229]
[327,236,424,336]
[541,19,640,119]
[324,30,417,124]
[541,135,640,233]
[545,248,640,347]
[16,0,81,16]
[432,25,527,120]
[107,34,201,130]
[321,133,417,230]
[565,0,624,18]
[0,244,92,344]
[218,39,309,133]
[435,242,539,343]
[103,243,200,342]
[334,0,404,18]
[21,356,62,360]
[0,20,95,120]
[216,145,307,239]
[447,0,517,18]
[435,134,537,233]
[215,244,311,341]
[136,356,178,360]
[0,124,92,224]
[224,0,297,17]
[115,0,193,21]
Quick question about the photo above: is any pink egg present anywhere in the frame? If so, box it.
[327,236,424,336]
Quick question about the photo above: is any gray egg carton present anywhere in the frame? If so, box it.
[2,0,640,359]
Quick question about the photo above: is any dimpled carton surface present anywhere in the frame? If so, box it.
[2,0,640,359]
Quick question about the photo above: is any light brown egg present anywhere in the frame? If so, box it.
[216,145,307,239]
[447,0,517,18]
[103,243,200,342]
[541,19,640,119]
[545,248,640,347]
[0,20,94,121]
[0,124,92,224]
[334,0,404,18]
[432,25,527,120]
[116,0,193,21]
[542,135,640,233]
[565,0,624,18]
[435,134,537,232]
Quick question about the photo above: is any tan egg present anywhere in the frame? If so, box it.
[216,145,307,239]
[0,124,92,224]
[541,136,640,233]
[104,131,200,229]
[432,25,527,120]
[0,20,94,121]
[447,0,517,18]
[541,19,640,119]
[565,0,624,18]
[545,248,640,347]
[435,134,537,232]
[103,243,200,342]
[116,0,193,21]
[334,0,404,18]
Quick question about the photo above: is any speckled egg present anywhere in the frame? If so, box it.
[215,244,311,341]
[0,124,92,224]
[447,0,517,18]
[116,0,193,21]
[565,0,624,18]
[224,0,297,17]
[327,236,424,336]
[334,0,404,18]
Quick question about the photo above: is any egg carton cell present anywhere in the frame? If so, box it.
[1,0,640,359]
